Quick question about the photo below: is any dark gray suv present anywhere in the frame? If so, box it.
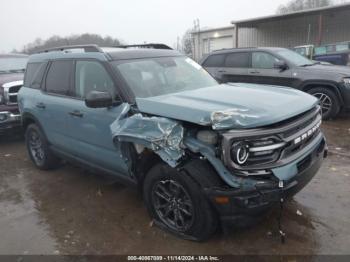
[201,47,350,119]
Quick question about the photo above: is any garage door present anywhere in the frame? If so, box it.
[210,36,233,51]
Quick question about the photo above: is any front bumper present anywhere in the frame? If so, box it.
[205,134,327,228]
[0,111,21,133]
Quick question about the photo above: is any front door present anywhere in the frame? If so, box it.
[248,52,293,87]
[65,60,129,175]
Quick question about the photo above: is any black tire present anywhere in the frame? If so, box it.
[25,123,60,170]
[143,163,218,241]
[307,87,340,120]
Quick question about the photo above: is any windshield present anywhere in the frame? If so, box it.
[0,57,28,73]
[113,56,217,98]
[276,49,314,66]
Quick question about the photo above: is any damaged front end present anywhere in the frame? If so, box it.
[110,102,327,229]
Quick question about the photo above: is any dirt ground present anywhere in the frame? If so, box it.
[0,114,349,255]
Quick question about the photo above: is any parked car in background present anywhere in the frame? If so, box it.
[201,47,350,119]
[0,54,27,134]
[293,42,350,66]
[18,44,327,241]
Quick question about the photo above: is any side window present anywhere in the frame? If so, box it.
[24,62,46,89]
[202,54,225,67]
[45,60,73,95]
[252,52,280,69]
[224,52,249,68]
[75,61,116,99]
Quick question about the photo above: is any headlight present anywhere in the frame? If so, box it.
[231,141,250,165]
[342,78,350,88]
[230,138,285,167]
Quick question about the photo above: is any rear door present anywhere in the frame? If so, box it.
[35,60,74,151]
[220,52,250,83]
[248,51,293,86]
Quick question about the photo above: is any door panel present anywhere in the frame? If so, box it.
[249,52,294,87]
[65,100,129,174]
[66,60,128,175]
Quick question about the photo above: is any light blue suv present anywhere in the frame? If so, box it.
[18,44,327,241]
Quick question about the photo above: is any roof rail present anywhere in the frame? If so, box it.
[38,44,103,53]
[115,43,173,50]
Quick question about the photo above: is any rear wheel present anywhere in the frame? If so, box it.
[143,163,218,241]
[307,87,340,120]
[25,124,60,170]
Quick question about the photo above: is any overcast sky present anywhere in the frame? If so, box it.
[0,0,295,52]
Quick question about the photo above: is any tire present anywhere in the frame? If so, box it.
[307,87,340,120]
[143,163,218,241]
[25,123,60,170]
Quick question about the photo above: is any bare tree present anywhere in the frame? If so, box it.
[181,29,193,57]
[277,0,334,14]
[22,33,122,54]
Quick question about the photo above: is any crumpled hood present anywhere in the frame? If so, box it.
[136,83,318,130]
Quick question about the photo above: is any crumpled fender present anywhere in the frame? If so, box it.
[110,103,184,167]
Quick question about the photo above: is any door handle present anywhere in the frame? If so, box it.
[68,110,84,118]
[36,102,46,109]
[218,70,226,73]
[249,70,260,74]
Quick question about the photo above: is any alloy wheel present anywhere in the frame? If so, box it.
[28,130,45,166]
[151,179,194,232]
[313,92,333,115]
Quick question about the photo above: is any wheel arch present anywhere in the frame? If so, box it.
[301,81,344,106]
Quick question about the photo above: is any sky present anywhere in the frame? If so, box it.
[0,0,294,52]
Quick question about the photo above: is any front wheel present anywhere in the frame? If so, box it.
[143,163,218,241]
[25,123,60,170]
[307,87,340,120]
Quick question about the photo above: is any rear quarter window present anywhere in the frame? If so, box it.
[24,62,47,89]
[202,54,225,67]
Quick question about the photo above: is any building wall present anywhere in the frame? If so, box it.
[238,8,350,48]
[192,8,350,61]
[192,27,235,61]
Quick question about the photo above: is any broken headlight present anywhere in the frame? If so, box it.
[196,130,218,145]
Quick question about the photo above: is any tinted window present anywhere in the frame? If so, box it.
[75,61,116,99]
[46,60,72,95]
[202,54,225,67]
[224,52,249,68]
[24,62,46,89]
[252,52,280,69]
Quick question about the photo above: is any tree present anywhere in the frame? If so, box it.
[181,29,193,57]
[276,0,334,14]
[22,33,122,54]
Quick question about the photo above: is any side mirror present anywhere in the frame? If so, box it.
[274,61,288,71]
[85,91,113,108]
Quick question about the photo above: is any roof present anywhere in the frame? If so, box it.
[106,48,182,60]
[191,25,235,35]
[0,54,28,58]
[231,3,350,26]
[212,47,286,54]
[28,45,182,63]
